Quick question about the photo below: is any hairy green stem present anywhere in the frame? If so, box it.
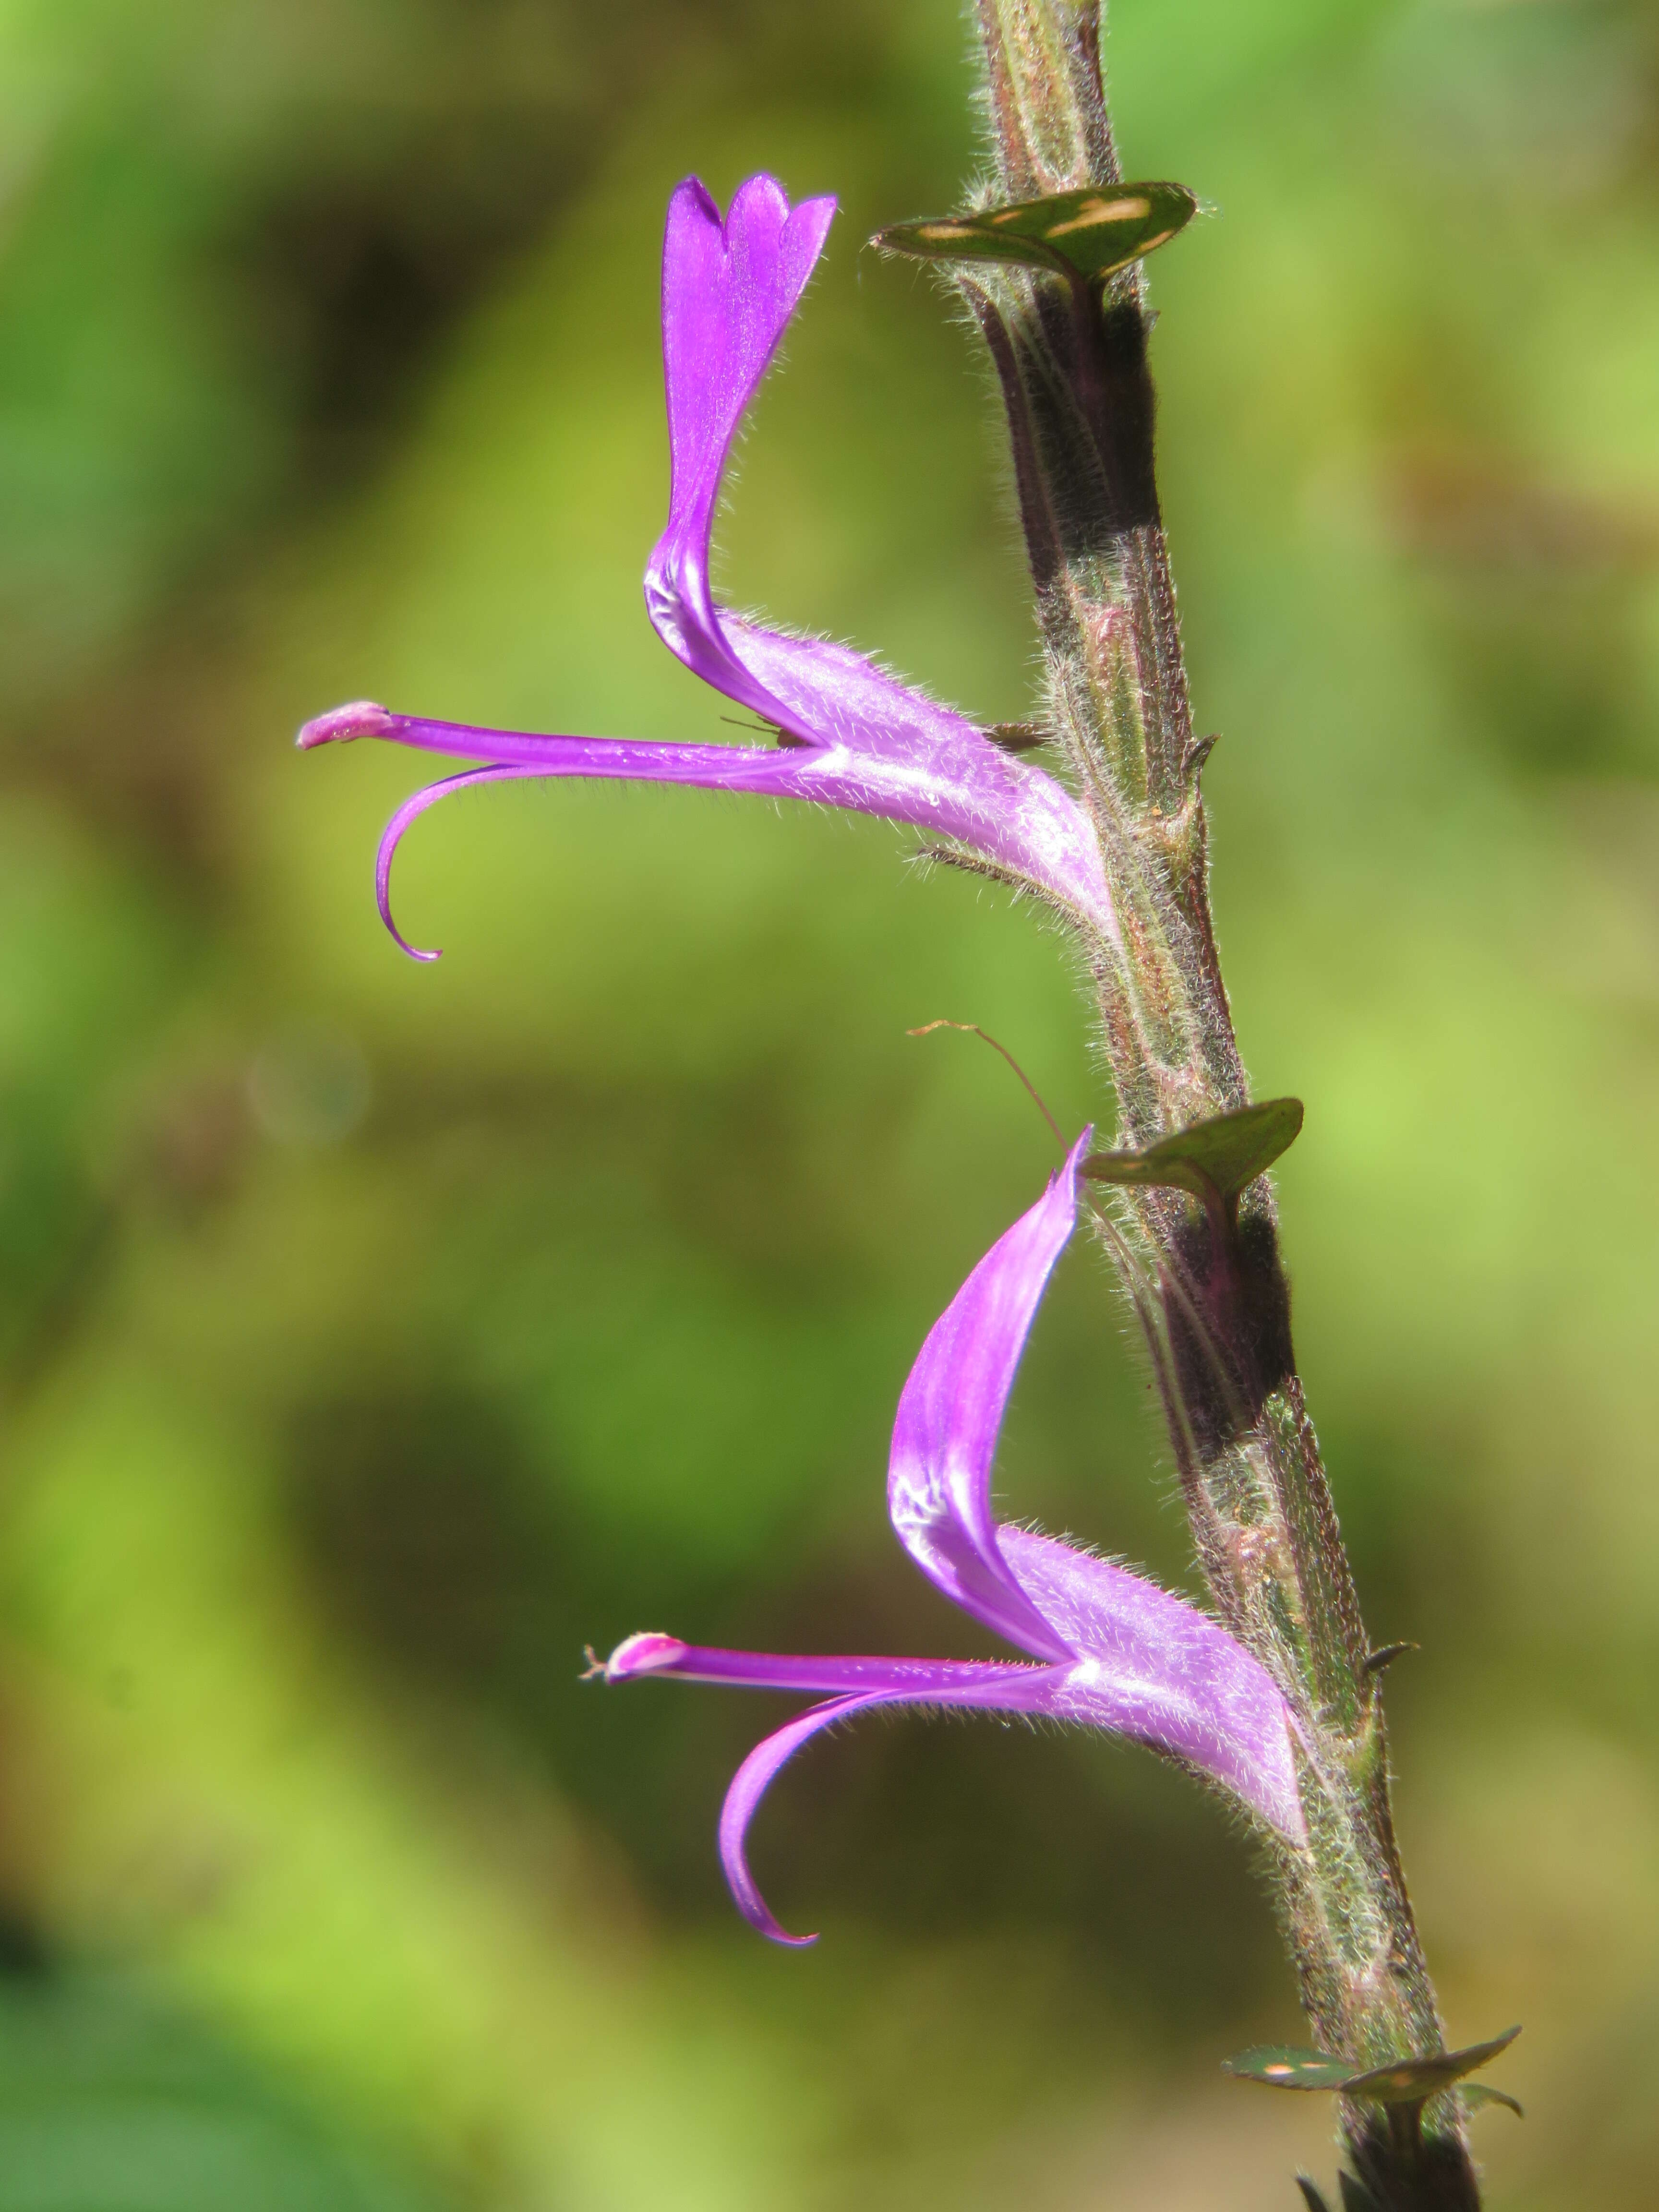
[967,6,1477,2202]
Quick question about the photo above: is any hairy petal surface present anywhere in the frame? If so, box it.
[299,175,1118,956]
[998,1530,1307,1841]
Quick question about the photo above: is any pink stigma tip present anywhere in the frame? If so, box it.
[604,1633,688,1682]
[297,700,397,749]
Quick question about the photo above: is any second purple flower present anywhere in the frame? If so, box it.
[601,1135,1305,1946]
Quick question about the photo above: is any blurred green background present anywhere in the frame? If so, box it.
[0,0,1655,2204]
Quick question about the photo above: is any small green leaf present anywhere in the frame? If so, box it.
[1462,2082,1524,2119]
[1223,2046,1358,2092]
[1082,1097,1303,1204]
[1225,2026,1522,2109]
[875,180,1197,285]
[1345,2026,1522,2105]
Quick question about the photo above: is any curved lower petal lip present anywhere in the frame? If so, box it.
[718,1695,883,1945]
[612,1633,1304,1944]
[371,764,529,960]
[301,702,1118,962]
[606,1631,1302,1840]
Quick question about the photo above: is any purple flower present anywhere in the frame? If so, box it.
[299,174,1118,962]
[601,1133,1306,1946]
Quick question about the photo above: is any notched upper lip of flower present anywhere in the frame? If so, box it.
[299,171,1119,962]
[595,1132,1308,1947]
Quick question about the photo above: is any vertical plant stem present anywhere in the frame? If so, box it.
[966,6,1478,2200]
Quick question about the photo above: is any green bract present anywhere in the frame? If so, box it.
[874,180,1198,285]
[1224,2024,1522,2111]
[1081,1096,1303,1205]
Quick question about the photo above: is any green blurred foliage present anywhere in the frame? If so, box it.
[0,0,1656,2205]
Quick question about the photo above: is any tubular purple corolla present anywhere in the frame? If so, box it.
[602,1136,1306,1945]
[299,175,1118,961]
